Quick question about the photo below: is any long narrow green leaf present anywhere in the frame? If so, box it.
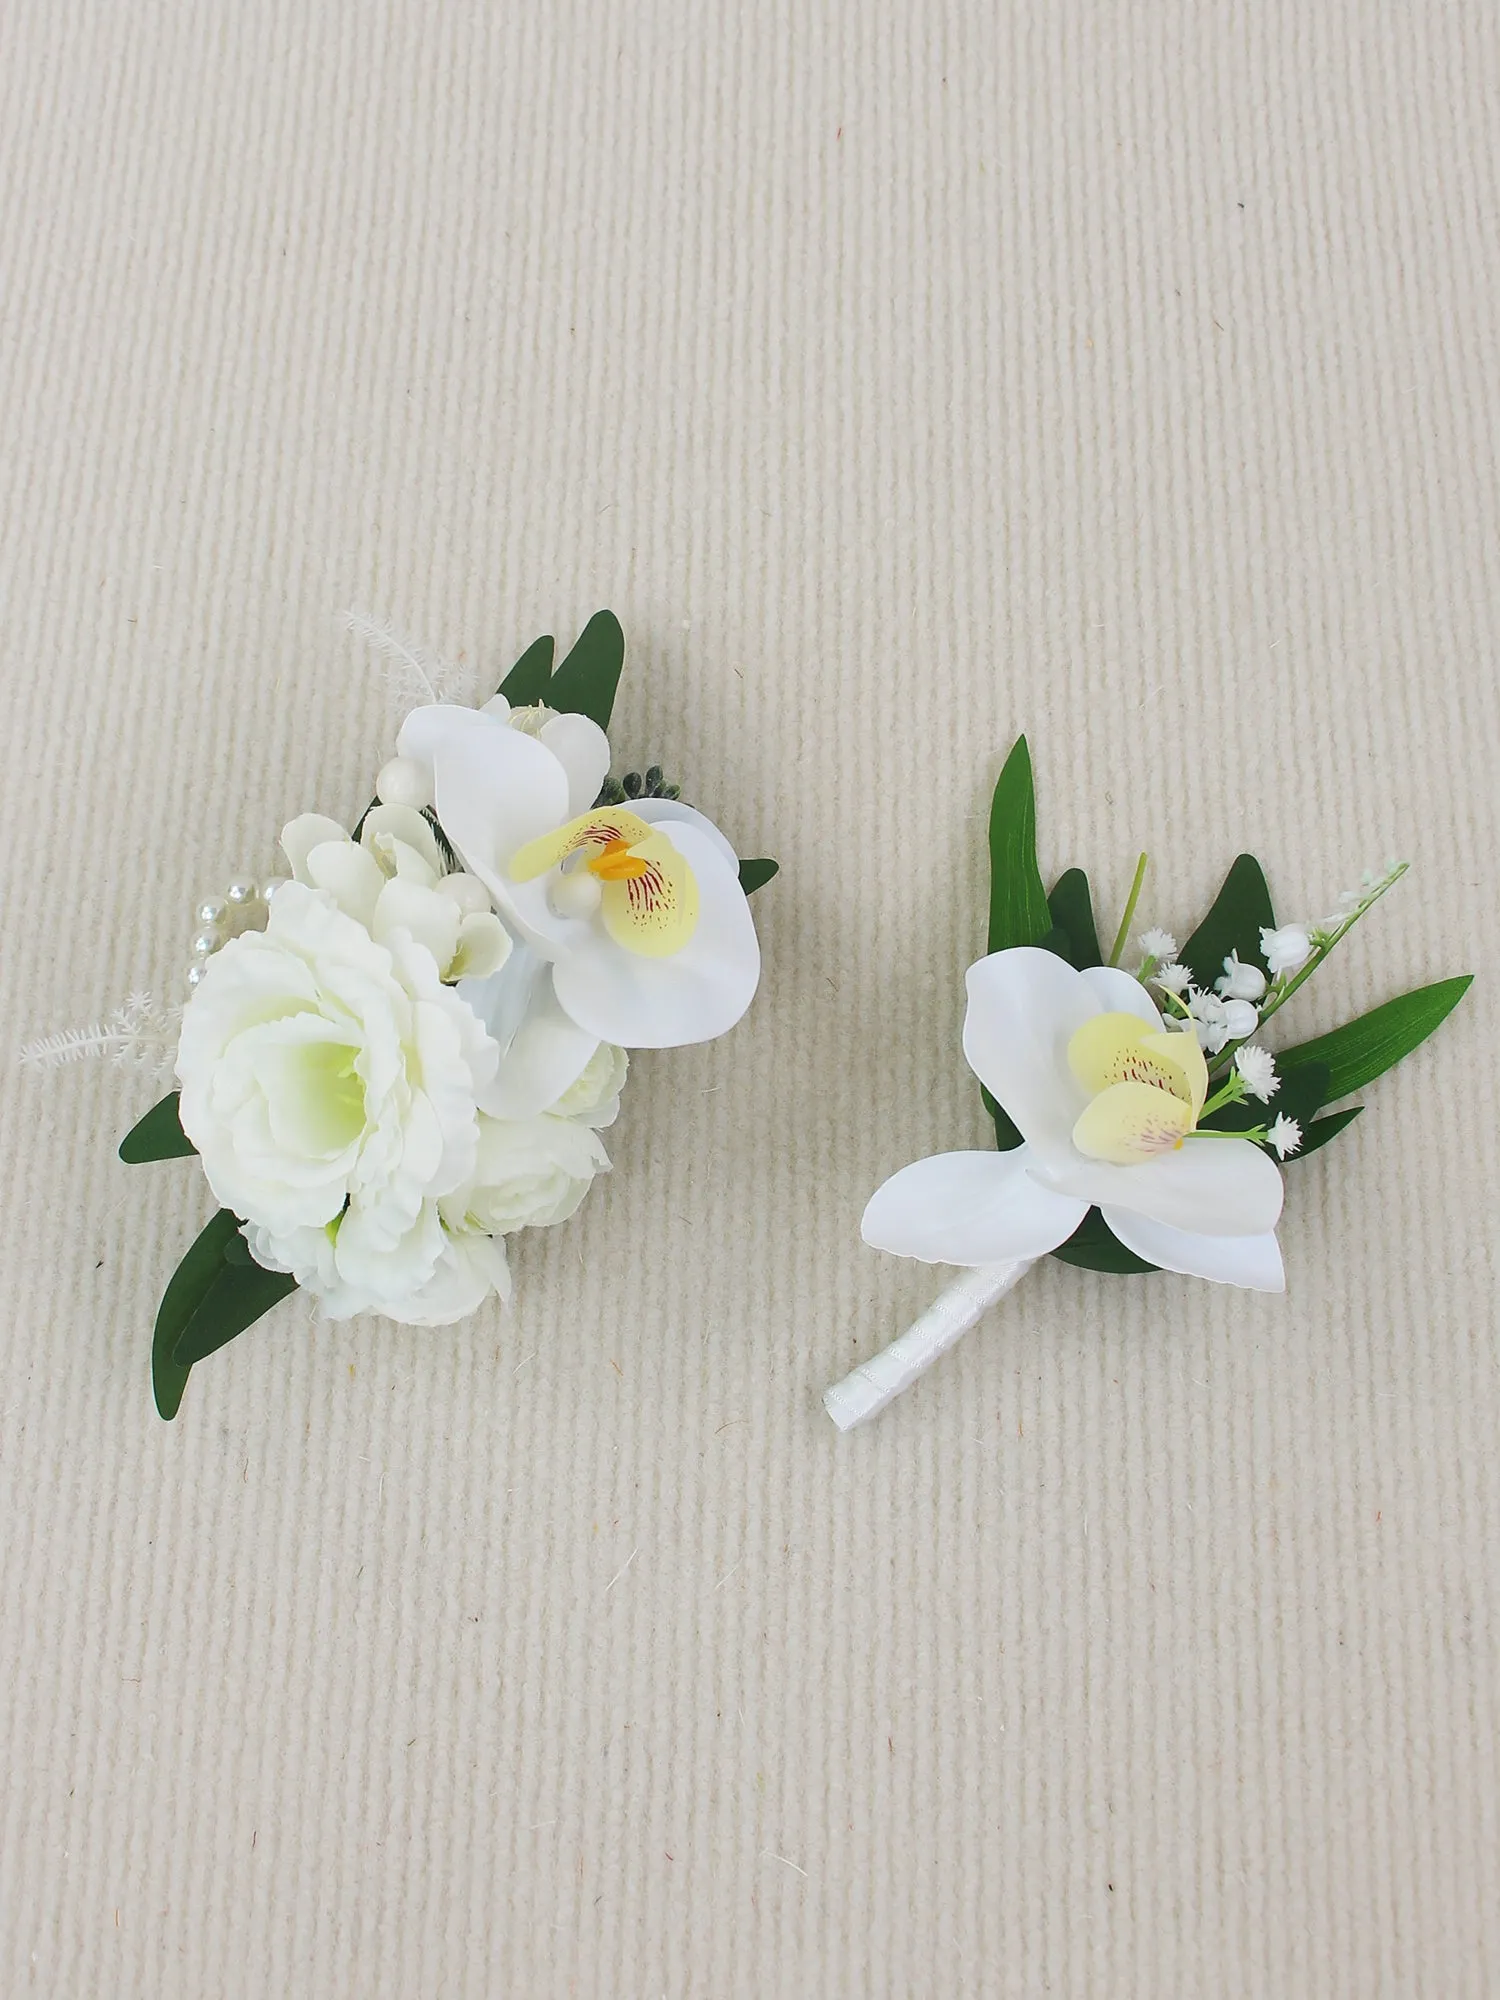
[120,1092,196,1162]
[545,611,625,730]
[1180,854,1275,989]
[1047,868,1102,968]
[1050,1208,1157,1274]
[1290,1105,1363,1159]
[497,634,555,705]
[1276,975,1473,1103]
[986,737,1052,955]
[151,1208,240,1419]
[738,858,779,896]
[172,1233,297,1368]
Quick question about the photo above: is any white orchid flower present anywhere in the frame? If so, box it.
[395,698,760,1051]
[828,948,1288,1429]
[863,947,1287,1290]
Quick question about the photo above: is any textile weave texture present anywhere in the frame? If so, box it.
[1,3,1496,1994]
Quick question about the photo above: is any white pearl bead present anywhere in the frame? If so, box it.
[190,928,223,959]
[185,962,207,989]
[436,873,491,915]
[549,869,603,920]
[196,896,229,928]
[226,879,259,906]
[260,875,291,902]
[376,756,434,812]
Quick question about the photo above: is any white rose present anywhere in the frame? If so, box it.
[177,882,498,1303]
[443,1113,610,1235]
[548,1042,628,1126]
[281,807,512,982]
[248,1204,512,1326]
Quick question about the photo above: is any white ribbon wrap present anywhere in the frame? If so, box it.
[822,1259,1035,1431]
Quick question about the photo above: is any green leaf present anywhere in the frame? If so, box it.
[545,611,625,730]
[151,1208,240,1419]
[1047,868,1102,968]
[1290,1105,1363,1159]
[738,857,779,896]
[1050,1208,1158,1274]
[496,633,555,705]
[172,1226,297,1369]
[120,1092,196,1163]
[1180,854,1275,989]
[1276,975,1473,1103]
[986,736,1052,955]
[981,1085,1024,1152]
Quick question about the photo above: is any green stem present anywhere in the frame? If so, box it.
[1200,1076,1247,1118]
[1107,852,1150,968]
[1254,862,1409,1034]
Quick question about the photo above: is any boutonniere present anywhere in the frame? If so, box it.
[25,612,777,1419]
[825,737,1469,1429]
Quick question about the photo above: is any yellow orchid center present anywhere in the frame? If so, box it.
[509,807,699,959]
[1065,1011,1208,1165]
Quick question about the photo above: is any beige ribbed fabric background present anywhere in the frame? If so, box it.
[2,3,1497,1994]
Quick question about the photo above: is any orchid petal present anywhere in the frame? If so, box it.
[633,797,742,870]
[430,718,572,897]
[862,1147,1088,1266]
[549,822,759,1047]
[1032,1135,1284,1237]
[539,712,612,818]
[1080,965,1164,1027]
[962,948,1101,1153]
[1098,1208,1286,1291]
[477,977,602,1120]
[396,702,503,773]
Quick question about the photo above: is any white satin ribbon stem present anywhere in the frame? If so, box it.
[822,1260,1035,1432]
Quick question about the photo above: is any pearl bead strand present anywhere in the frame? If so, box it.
[185,877,270,990]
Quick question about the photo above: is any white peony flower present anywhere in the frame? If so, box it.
[862,948,1286,1291]
[280,808,511,983]
[1215,950,1268,1003]
[247,1204,512,1326]
[442,1112,610,1235]
[395,698,760,1050]
[1260,924,1314,978]
[177,881,499,1311]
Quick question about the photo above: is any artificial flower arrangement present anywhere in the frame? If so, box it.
[824,736,1470,1429]
[27,612,776,1419]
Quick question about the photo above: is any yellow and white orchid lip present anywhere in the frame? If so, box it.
[1066,1010,1209,1165]
[508,807,700,959]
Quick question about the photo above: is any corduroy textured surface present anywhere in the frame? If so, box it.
[2,4,1497,1994]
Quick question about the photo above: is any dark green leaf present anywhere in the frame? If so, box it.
[151,1208,241,1419]
[1047,868,1102,968]
[1180,854,1275,989]
[981,1085,1024,1152]
[545,611,625,730]
[1037,924,1076,963]
[120,1092,196,1163]
[171,1228,297,1368]
[739,857,779,896]
[1050,1208,1158,1274]
[986,736,1053,955]
[1290,1105,1363,1159]
[1277,975,1473,1103]
[497,634,555,706]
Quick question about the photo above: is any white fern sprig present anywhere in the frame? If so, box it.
[343,609,473,707]
[20,991,181,1075]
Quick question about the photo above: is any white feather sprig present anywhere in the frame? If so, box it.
[343,609,472,707]
[20,991,181,1075]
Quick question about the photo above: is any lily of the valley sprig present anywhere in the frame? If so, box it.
[824,737,1469,1431]
[26,612,776,1420]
